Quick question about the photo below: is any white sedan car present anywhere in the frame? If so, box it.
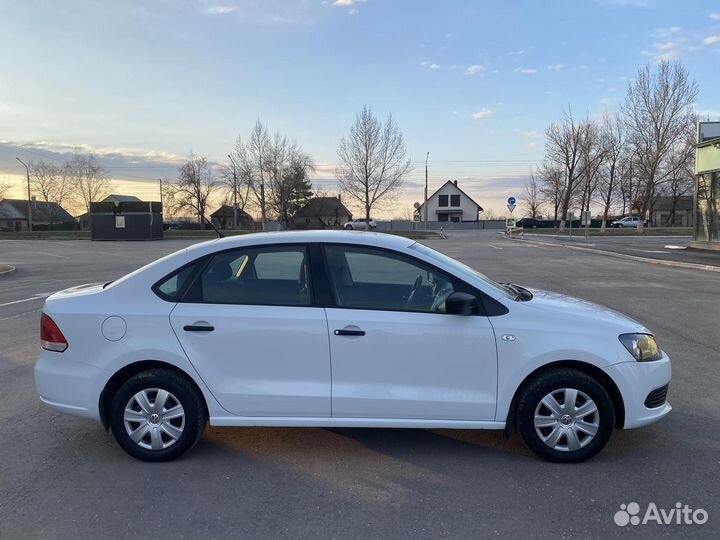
[344,218,377,230]
[35,231,671,463]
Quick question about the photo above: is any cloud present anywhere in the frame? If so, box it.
[201,5,237,15]
[509,49,525,56]
[445,33,453,39]
[514,68,537,74]
[471,109,494,120]
[464,64,484,75]
[547,63,564,72]
[522,130,542,139]
[710,13,720,21]
[333,0,366,5]
[421,61,440,69]
[703,35,720,45]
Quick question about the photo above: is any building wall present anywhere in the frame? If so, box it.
[420,183,479,222]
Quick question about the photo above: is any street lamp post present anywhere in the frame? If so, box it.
[15,157,32,231]
[227,154,239,230]
[424,152,429,228]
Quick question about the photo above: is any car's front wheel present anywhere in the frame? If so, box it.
[109,368,207,462]
[516,368,615,463]
[346,224,353,230]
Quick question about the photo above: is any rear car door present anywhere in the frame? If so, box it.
[167,244,331,417]
[322,244,498,421]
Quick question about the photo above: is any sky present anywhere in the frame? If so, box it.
[1,0,719,217]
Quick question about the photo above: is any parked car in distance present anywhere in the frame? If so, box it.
[344,218,377,230]
[35,231,671,463]
[516,218,544,229]
[610,216,641,228]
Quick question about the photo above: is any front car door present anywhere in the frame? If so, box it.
[168,244,331,417]
[322,244,498,421]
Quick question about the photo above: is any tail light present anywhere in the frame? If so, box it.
[40,313,68,352]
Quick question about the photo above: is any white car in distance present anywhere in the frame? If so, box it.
[344,218,377,231]
[35,231,671,462]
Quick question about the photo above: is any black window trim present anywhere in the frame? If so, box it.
[319,242,508,317]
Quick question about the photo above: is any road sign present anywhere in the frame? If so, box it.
[413,201,420,209]
[507,203,516,213]
[507,196,516,206]
[506,217,516,228]
[581,210,592,226]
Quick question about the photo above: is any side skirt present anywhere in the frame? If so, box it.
[209,416,506,429]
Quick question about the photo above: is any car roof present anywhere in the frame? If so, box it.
[210,229,413,250]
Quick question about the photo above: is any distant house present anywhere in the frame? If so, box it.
[210,205,256,230]
[292,196,353,229]
[0,198,77,231]
[79,194,143,230]
[651,196,693,227]
[416,180,483,222]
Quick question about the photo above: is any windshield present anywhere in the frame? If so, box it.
[409,242,514,299]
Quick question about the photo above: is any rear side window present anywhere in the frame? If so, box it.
[154,259,207,301]
[187,246,312,306]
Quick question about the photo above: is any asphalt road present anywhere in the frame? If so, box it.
[1,233,718,540]
[521,233,720,267]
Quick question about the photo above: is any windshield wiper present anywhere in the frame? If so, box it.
[501,282,532,302]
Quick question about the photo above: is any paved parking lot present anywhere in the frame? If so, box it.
[1,233,718,539]
[520,233,720,268]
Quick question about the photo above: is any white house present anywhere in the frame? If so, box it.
[416,180,483,222]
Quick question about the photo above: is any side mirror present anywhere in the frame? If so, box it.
[445,292,478,315]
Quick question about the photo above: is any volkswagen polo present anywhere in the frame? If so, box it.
[35,231,671,462]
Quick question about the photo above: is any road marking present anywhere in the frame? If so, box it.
[489,244,503,250]
[35,251,70,259]
[0,293,52,308]
[0,308,41,322]
[627,248,669,254]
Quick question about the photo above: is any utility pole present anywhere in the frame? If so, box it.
[424,152,429,228]
[158,178,163,206]
[15,157,32,231]
[260,183,266,230]
[227,154,239,230]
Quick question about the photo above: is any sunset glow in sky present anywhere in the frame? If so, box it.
[1,0,719,216]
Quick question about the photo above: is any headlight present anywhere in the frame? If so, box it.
[619,333,662,362]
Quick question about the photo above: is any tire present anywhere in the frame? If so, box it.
[346,225,353,230]
[516,368,615,463]
[109,368,207,462]
[617,224,623,228]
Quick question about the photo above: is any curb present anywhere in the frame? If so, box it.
[0,265,16,277]
[504,237,720,274]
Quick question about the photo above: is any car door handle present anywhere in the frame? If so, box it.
[183,324,215,332]
[334,328,365,336]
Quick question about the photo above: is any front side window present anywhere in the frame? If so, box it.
[187,246,311,306]
[450,194,460,206]
[438,195,448,207]
[324,245,460,313]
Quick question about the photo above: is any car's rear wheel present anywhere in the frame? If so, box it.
[516,368,614,463]
[346,224,353,230]
[109,368,207,462]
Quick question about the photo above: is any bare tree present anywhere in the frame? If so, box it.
[67,153,112,214]
[655,130,695,226]
[596,113,625,231]
[29,160,72,224]
[544,109,597,230]
[623,60,698,230]
[222,136,254,228]
[248,120,271,222]
[537,162,565,226]
[337,106,412,220]
[163,155,217,225]
[576,121,605,219]
[265,133,315,225]
[0,177,11,199]
[523,172,543,219]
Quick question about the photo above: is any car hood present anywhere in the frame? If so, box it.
[523,287,649,333]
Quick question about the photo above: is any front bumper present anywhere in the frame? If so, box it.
[603,352,672,429]
[34,350,103,421]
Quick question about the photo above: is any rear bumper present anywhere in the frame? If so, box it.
[604,353,672,429]
[34,351,102,420]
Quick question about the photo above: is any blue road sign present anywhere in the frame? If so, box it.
[507,196,516,205]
